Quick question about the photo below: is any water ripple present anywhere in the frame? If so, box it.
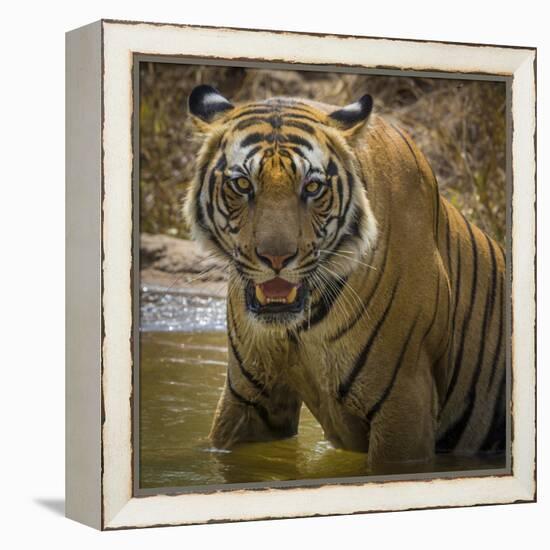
[140,285,227,332]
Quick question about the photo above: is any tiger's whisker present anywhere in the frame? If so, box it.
[317,264,365,319]
[319,249,377,270]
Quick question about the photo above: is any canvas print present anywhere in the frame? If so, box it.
[137,62,507,490]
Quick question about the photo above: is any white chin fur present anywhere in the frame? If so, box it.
[354,186,378,258]
[360,202,378,256]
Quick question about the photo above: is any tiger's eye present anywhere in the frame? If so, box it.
[233,177,252,194]
[304,180,322,196]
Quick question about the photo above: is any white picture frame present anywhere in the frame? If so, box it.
[66,19,536,530]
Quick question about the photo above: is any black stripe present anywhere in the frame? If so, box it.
[309,273,348,328]
[320,180,335,214]
[326,157,338,178]
[432,337,452,378]
[391,123,422,174]
[278,104,317,115]
[335,175,344,224]
[297,272,349,332]
[240,132,269,148]
[194,190,207,232]
[485,236,499,326]
[283,113,320,123]
[434,192,441,236]
[234,115,289,132]
[442,218,478,408]
[234,118,270,131]
[257,152,270,179]
[196,163,227,252]
[283,120,316,134]
[226,224,241,235]
[236,246,253,263]
[232,254,260,272]
[445,231,462,367]
[269,115,283,129]
[436,234,497,451]
[226,370,254,406]
[208,153,226,197]
[296,257,319,272]
[217,188,233,225]
[287,330,299,346]
[321,160,345,249]
[198,160,209,186]
[444,209,452,279]
[227,320,269,397]
[338,279,399,400]
[329,224,390,342]
[479,374,506,452]
[278,155,295,179]
[281,133,313,150]
[288,155,297,175]
[429,164,441,235]
[325,141,339,159]
[205,154,232,249]
[225,371,279,432]
[228,107,273,121]
[488,273,505,388]
[244,145,262,162]
[286,146,308,160]
[366,314,419,423]
[194,161,213,232]
[418,275,441,354]
[345,208,363,239]
[338,170,355,230]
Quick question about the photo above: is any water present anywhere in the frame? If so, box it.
[139,286,505,490]
[140,285,226,332]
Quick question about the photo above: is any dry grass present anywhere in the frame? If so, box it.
[139,63,506,244]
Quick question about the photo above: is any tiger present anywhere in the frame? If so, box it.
[184,84,506,468]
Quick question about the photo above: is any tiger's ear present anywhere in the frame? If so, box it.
[188,85,234,129]
[327,94,373,135]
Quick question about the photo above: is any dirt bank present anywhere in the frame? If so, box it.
[140,233,227,296]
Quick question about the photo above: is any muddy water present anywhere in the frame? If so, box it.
[139,287,505,489]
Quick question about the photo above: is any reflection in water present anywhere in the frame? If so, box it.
[139,331,505,489]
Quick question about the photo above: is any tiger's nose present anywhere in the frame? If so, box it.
[256,248,298,271]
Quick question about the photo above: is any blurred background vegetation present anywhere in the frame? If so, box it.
[139,63,506,244]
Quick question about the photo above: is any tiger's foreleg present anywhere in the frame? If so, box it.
[209,359,302,449]
[366,370,437,469]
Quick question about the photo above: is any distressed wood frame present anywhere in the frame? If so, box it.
[66,19,536,530]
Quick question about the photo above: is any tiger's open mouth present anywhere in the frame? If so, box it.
[245,277,308,317]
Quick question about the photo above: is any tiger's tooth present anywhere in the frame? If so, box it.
[255,285,267,305]
[287,287,297,303]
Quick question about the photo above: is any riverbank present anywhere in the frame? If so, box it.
[140,233,228,297]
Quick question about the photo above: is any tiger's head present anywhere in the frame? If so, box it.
[184,85,378,328]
